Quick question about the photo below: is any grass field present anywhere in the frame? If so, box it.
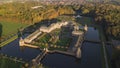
[0,35,17,47]
[0,21,28,38]
[0,57,23,68]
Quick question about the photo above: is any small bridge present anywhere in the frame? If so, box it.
[84,39,101,44]
[51,50,75,56]
[35,51,47,63]
[76,34,85,48]
[84,39,113,45]
[31,50,47,67]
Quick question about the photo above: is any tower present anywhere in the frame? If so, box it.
[76,47,81,59]
[84,24,88,31]
[19,37,24,46]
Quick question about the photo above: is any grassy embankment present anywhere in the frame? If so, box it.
[0,21,28,47]
[98,27,108,68]
[0,56,24,68]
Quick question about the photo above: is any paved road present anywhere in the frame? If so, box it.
[102,42,109,68]
[99,27,109,68]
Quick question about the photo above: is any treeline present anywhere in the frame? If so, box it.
[80,3,120,39]
[1,2,120,39]
[0,2,75,24]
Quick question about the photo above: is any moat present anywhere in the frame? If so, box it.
[40,25,103,68]
[0,14,112,68]
[0,27,104,68]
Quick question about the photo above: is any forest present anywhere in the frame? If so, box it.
[0,2,74,24]
[80,3,120,39]
[0,1,120,39]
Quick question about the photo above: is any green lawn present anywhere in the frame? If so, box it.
[56,38,71,46]
[36,29,61,43]
[51,29,61,36]
[0,57,24,68]
[76,17,92,24]
[75,16,100,28]
[0,21,28,38]
[38,34,51,43]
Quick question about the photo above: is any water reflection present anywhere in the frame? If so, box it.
[0,25,103,68]
[85,27,100,41]
[41,42,102,68]
[41,53,81,68]
[0,39,41,61]
[41,27,102,68]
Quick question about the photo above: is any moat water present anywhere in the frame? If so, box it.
[0,19,112,68]
[0,27,103,68]
[41,27,102,68]
[0,38,41,61]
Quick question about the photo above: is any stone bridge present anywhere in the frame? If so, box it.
[31,49,48,67]
[84,39,113,45]
[84,39,101,43]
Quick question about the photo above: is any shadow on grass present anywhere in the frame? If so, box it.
[0,23,2,38]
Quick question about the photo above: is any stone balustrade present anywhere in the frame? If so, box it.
[0,53,25,63]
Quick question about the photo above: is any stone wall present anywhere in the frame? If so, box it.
[39,22,68,33]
